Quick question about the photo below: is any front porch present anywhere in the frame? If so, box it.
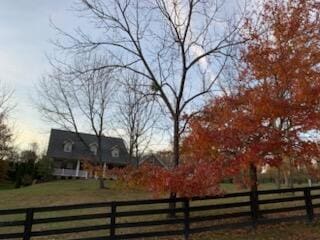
[52,159,109,179]
[53,168,88,179]
[53,159,89,179]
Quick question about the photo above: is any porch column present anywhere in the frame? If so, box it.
[76,160,80,177]
[103,162,106,178]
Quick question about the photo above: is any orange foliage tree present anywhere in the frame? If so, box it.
[183,0,320,191]
[112,163,223,198]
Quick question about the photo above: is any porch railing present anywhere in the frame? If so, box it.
[53,168,88,179]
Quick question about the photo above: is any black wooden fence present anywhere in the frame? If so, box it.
[1,186,320,240]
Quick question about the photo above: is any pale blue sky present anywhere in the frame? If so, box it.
[0,1,79,150]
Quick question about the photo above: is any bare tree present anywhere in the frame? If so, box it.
[38,56,115,188]
[0,81,15,116]
[115,73,157,166]
[52,0,249,200]
[0,81,14,162]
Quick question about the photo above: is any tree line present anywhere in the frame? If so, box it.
[0,82,54,187]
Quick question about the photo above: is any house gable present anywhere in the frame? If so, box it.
[139,154,169,169]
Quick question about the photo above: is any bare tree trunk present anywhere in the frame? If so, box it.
[288,157,294,189]
[135,140,139,166]
[276,167,281,190]
[284,172,289,187]
[128,138,134,166]
[249,163,260,218]
[250,163,258,193]
[97,138,106,189]
[168,117,180,218]
[99,177,105,189]
[173,118,180,167]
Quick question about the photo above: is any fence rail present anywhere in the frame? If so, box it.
[1,186,320,240]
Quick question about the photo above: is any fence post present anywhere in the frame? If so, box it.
[304,188,314,223]
[110,202,117,240]
[183,199,190,240]
[250,190,259,229]
[23,208,34,240]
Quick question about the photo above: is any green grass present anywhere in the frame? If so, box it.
[0,180,320,240]
[0,179,153,209]
[0,181,15,190]
[220,182,314,192]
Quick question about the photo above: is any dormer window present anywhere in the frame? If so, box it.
[111,147,119,158]
[63,141,73,153]
[90,143,98,155]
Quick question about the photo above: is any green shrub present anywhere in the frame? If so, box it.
[14,160,36,188]
[0,160,9,182]
[36,157,54,182]
[21,174,33,186]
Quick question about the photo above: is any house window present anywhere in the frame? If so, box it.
[112,148,119,158]
[64,141,73,153]
[90,143,98,155]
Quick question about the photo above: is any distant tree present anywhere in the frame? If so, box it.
[14,150,38,187]
[0,81,14,162]
[0,160,9,182]
[0,114,13,162]
[6,149,20,183]
[10,150,54,187]
[38,55,115,189]
[0,81,15,181]
[29,142,39,155]
[115,73,157,165]
[20,150,38,164]
[0,80,15,116]
[35,156,54,182]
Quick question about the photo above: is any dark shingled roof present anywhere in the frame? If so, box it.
[47,129,128,165]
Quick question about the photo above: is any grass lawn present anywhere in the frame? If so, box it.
[0,181,14,191]
[0,180,153,209]
[0,180,320,240]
